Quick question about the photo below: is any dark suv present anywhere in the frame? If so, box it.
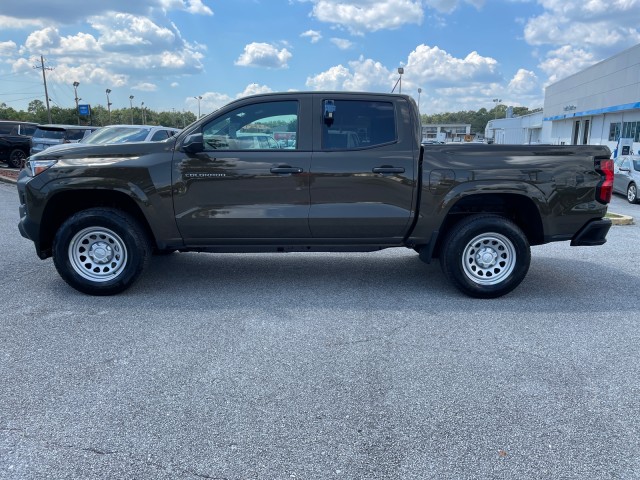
[30,124,98,155]
[0,120,38,168]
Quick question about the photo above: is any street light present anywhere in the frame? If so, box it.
[129,95,134,124]
[73,81,80,124]
[105,89,112,124]
[141,101,146,125]
[194,95,202,118]
[493,98,502,119]
[417,87,422,111]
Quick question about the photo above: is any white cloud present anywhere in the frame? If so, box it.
[1,1,213,25]
[537,45,598,84]
[235,42,292,69]
[0,41,18,56]
[184,0,214,15]
[507,68,539,95]
[330,38,353,49]
[301,30,322,43]
[237,83,274,97]
[91,14,177,51]
[310,0,424,34]
[306,56,392,90]
[132,82,158,91]
[306,65,352,90]
[405,44,500,87]
[424,0,484,14]
[523,0,640,52]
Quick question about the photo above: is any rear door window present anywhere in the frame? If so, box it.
[322,100,396,150]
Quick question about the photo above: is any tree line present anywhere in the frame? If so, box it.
[2,99,541,134]
[421,105,542,134]
[0,100,197,129]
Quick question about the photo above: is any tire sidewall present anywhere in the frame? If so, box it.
[628,183,638,204]
[441,215,531,298]
[8,149,26,169]
[53,209,149,295]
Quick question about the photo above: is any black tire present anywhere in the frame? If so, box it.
[439,215,531,298]
[7,149,26,169]
[627,183,638,204]
[53,208,151,295]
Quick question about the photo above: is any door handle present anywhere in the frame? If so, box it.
[270,166,303,174]
[372,166,405,174]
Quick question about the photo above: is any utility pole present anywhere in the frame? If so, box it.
[33,55,53,123]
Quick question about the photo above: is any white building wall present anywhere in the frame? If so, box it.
[542,43,640,154]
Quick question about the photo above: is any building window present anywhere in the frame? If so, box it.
[608,122,621,141]
[621,121,639,142]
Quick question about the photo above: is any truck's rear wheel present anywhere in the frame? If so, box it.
[53,208,150,295]
[440,215,530,298]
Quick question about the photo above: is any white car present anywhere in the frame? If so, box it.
[40,125,180,153]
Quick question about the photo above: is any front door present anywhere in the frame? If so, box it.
[173,99,312,243]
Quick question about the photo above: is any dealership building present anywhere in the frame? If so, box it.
[487,43,640,154]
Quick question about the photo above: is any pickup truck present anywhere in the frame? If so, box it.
[16,92,614,298]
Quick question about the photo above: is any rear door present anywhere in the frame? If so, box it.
[308,94,417,240]
[172,95,312,243]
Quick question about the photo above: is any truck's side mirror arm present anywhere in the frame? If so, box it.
[181,133,204,153]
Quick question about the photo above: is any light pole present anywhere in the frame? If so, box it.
[73,81,80,124]
[141,101,146,125]
[129,95,134,124]
[493,98,502,119]
[194,95,202,118]
[417,87,422,111]
[105,89,112,124]
[391,67,405,94]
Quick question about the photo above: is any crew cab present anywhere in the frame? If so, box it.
[16,92,614,298]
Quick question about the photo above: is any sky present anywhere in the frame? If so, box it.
[1,0,639,119]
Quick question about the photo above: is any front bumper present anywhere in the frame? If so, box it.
[570,218,612,246]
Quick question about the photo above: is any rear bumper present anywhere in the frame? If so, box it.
[570,218,611,246]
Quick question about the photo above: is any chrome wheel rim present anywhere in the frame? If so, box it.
[628,185,637,203]
[68,227,128,282]
[462,232,516,285]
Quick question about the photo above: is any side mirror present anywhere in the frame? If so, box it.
[182,133,204,153]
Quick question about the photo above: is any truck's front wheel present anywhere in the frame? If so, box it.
[53,208,151,295]
[440,215,530,298]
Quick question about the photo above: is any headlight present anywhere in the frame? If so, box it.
[27,159,58,176]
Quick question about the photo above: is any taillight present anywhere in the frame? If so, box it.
[595,158,613,204]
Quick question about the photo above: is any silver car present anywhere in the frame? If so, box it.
[613,155,640,204]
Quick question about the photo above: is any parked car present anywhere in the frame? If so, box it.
[42,125,181,153]
[613,155,640,204]
[30,124,99,155]
[0,120,38,168]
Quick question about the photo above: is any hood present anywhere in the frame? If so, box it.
[29,138,177,162]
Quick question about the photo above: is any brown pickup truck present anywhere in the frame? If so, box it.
[17,92,614,298]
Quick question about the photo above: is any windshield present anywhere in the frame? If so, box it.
[33,128,64,140]
[82,127,150,144]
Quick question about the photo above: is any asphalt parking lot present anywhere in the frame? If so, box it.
[1,182,639,479]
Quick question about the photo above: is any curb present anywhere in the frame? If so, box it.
[608,212,634,226]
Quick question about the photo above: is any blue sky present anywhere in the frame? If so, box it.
[1,0,639,118]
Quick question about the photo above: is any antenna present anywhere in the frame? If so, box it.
[33,55,53,123]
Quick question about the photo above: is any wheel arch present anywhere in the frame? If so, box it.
[38,189,157,257]
[432,193,543,258]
